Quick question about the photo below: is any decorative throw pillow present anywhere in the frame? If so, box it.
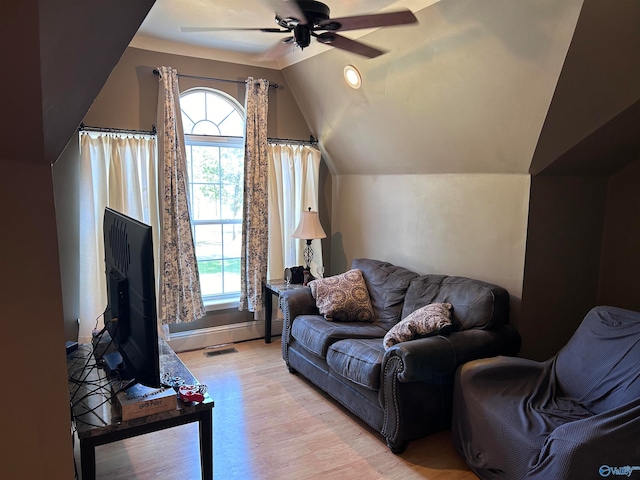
[383,302,453,350]
[308,269,375,322]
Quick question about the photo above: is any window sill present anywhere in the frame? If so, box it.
[204,297,240,312]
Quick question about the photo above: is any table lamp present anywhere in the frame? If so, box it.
[292,207,326,284]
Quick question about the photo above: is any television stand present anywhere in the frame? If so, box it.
[68,338,214,480]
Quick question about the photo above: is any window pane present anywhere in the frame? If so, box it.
[222,224,242,259]
[182,115,195,134]
[221,184,242,219]
[198,259,222,296]
[220,148,244,179]
[223,258,241,293]
[188,146,220,183]
[206,93,235,124]
[191,184,221,221]
[193,224,222,261]
[192,120,220,136]
[181,92,206,132]
[219,113,245,136]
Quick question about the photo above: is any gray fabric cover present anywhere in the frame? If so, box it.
[452,306,640,480]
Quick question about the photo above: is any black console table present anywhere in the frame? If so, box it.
[68,338,214,480]
[264,280,307,343]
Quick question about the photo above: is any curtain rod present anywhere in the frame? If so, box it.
[79,122,157,136]
[268,135,318,146]
[152,69,279,89]
[79,123,317,146]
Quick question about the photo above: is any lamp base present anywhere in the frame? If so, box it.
[303,268,314,286]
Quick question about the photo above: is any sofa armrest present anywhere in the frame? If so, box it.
[279,287,318,361]
[279,287,317,321]
[384,325,521,383]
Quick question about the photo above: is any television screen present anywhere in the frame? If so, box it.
[102,207,161,388]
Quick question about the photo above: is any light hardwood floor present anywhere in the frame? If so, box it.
[85,338,478,480]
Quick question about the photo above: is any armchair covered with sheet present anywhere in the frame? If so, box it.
[452,305,640,480]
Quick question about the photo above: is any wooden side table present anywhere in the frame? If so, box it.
[264,280,307,343]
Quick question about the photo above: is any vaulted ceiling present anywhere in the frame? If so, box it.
[280,0,583,175]
[134,0,640,177]
[24,0,640,176]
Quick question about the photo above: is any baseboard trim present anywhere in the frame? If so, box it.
[166,319,283,353]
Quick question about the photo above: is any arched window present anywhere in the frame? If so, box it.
[180,88,245,303]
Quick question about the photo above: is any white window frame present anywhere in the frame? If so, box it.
[181,88,245,310]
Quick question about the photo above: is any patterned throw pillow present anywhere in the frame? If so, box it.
[308,269,375,322]
[383,302,453,350]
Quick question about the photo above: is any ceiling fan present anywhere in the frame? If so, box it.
[181,0,418,59]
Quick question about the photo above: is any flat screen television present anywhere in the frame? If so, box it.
[102,207,161,388]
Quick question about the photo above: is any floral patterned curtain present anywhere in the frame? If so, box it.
[156,66,206,325]
[239,77,270,313]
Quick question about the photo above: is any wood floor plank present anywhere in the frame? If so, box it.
[80,338,477,479]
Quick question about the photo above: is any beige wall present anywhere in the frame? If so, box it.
[60,46,322,336]
[331,173,530,327]
[283,0,582,176]
[84,46,312,139]
[53,132,82,341]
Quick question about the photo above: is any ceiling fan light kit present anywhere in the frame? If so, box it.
[182,0,418,59]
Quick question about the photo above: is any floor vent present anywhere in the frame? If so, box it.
[204,344,238,357]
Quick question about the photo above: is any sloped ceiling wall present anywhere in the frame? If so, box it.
[520,0,640,359]
[2,1,155,477]
[531,0,640,176]
[38,0,155,165]
[282,0,583,175]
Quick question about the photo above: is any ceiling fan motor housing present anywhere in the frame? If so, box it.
[297,1,330,24]
[293,24,311,49]
[229,0,418,59]
[276,1,329,30]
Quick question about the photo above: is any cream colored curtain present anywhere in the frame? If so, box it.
[156,66,206,325]
[267,144,323,280]
[239,77,270,313]
[78,131,159,342]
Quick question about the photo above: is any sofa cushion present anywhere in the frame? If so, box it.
[327,339,386,391]
[352,258,419,331]
[383,302,453,350]
[309,269,375,322]
[291,315,388,357]
[402,275,509,331]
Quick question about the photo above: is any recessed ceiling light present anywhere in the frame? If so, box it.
[343,65,362,89]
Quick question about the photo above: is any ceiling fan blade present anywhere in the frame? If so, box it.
[318,10,418,32]
[316,32,385,58]
[254,37,296,61]
[181,26,288,33]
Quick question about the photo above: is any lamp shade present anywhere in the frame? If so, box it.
[292,209,326,240]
